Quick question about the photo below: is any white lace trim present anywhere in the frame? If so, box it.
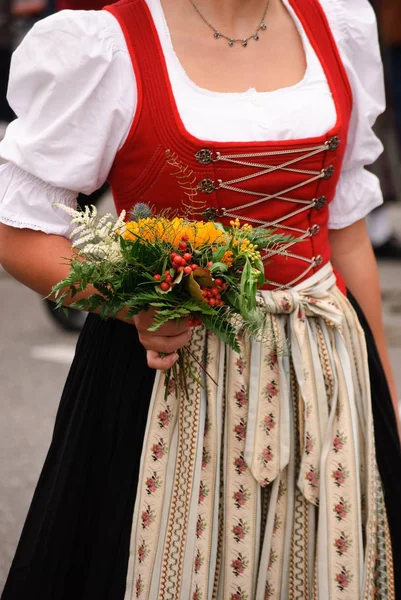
[0,162,77,236]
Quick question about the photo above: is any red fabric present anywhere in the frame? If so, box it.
[58,0,108,11]
[104,0,352,294]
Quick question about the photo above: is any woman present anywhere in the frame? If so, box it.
[0,0,400,598]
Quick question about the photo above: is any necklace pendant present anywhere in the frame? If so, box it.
[253,32,259,40]
[228,38,235,47]
[214,31,221,39]
[242,39,248,47]
[260,22,267,30]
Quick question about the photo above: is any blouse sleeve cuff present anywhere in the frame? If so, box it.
[0,162,77,237]
[328,167,383,229]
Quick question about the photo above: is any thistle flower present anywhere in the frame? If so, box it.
[129,203,153,222]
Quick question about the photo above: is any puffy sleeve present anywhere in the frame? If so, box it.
[320,0,386,229]
[0,9,136,236]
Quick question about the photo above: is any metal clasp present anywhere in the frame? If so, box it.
[202,207,226,221]
[326,136,341,152]
[197,178,216,194]
[322,165,335,180]
[309,224,320,236]
[314,196,327,209]
[195,149,220,165]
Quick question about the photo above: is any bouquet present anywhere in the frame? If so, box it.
[52,203,291,372]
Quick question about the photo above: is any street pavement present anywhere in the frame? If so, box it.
[0,198,401,591]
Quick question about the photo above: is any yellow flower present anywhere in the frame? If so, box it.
[122,217,226,249]
[124,221,140,240]
[191,222,226,248]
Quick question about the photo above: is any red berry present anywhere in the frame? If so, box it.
[214,278,223,287]
[170,252,177,260]
[188,319,194,327]
[180,256,187,266]
[179,241,187,250]
[177,266,184,273]
[215,293,221,300]
[183,253,192,262]
[173,256,181,265]
[201,289,208,298]
[160,282,170,291]
[217,300,224,306]
[181,235,189,242]
[207,261,213,267]
[209,298,217,306]
[184,266,192,275]
[191,264,198,271]
[210,287,219,296]
[153,274,161,281]
[165,275,173,283]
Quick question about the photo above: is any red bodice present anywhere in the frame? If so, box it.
[105,0,353,292]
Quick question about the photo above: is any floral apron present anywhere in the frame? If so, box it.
[124,264,394,600]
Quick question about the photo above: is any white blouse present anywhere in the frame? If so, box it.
[0,0,385,236]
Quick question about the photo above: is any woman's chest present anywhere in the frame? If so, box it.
[162,0,308,94]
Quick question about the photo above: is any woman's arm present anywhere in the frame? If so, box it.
[329,218,400,431]
[0,224,190,369]
[0,224,75,297]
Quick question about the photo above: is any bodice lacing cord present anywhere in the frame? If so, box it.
[195,138,339,288]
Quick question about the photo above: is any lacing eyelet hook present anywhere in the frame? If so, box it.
[197,178,223,194]
[313,196,327,210]
[195,149,221,165]
[326,136,341,152]
[201,206,227,221]
[197,178,216,194]
[309,224,320,237]
[322,165,335,180]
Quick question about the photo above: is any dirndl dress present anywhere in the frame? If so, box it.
[2,0,401,598]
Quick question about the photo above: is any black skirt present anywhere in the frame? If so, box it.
[2,294,401,600]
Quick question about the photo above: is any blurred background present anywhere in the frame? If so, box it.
[1,0,401,593]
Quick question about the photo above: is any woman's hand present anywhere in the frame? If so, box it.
[133,308,192,370]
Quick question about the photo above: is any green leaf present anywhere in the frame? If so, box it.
[173,269,184,285]
[210,246,227,262]
[149,302,171,308]
[94,282,112,297]
[100,303,112,320]
[70,298,90,310]
[209,262,228,273]
[202,314,240,352]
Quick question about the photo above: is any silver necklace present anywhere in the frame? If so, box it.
[188,0,270,47]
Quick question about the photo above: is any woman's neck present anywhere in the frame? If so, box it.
[187,0,270,32]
